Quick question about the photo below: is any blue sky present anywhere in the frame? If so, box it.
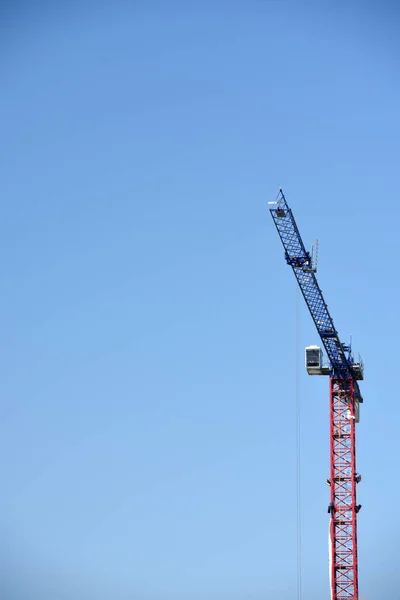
[1,1,400,598]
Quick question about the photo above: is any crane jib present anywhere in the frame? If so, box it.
[269,190,363,402]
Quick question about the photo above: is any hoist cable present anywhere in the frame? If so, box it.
[296,285,303,600]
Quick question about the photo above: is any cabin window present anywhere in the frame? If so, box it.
[307,350,320,367]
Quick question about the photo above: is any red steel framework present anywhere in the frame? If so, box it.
[329,377,359,599]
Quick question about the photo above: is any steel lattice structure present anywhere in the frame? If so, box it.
[329,377,359,599]
[269,190,363,600]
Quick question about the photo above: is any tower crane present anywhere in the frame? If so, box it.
[269,189,364,600]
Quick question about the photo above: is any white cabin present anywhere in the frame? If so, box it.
[305,345,330,376]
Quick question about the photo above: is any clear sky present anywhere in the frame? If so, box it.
[2,1,400,598]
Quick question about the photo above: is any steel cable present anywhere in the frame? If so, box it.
[296,285,303,600]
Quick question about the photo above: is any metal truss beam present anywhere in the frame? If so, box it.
[329,376,359,600]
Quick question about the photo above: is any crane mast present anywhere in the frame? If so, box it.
[269,190,364,600]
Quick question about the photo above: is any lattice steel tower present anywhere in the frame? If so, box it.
[269,190,364,600]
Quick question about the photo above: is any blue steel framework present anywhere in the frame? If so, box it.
[269,190,362,395]
[269,189,363,600]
